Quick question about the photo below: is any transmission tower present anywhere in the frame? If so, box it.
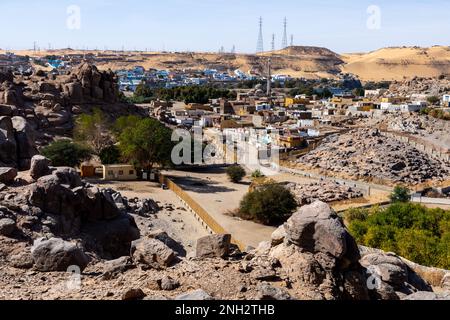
[256,17,264,53]
[290,34,294,46]
[271,34,275,51]
[231,45,236,54]
[282,17,288,49]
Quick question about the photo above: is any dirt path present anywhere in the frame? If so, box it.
[164,168,276,248]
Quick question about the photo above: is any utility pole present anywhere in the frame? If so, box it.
[282,17,288,49]
[267,58,272,97]
[256,17,264,53]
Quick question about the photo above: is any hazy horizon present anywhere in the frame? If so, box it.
[1,0,449,54]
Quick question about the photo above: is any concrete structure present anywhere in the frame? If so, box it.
[103,165,138,181]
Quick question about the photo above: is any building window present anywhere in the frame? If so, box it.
[107,170,113,176]
[118,170,124,175]
[129,170,134,175]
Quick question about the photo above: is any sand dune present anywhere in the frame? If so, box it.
[342,46,450,81]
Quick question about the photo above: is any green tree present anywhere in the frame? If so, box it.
[42,140,92,167]
[390,185,411,203]
[74,108,112,154]
[118,118,174,173]
[346,202,450,269]
[99,145,121,165]
[226,165,246,183]
[239,184,298,225]
[113,115,142,135]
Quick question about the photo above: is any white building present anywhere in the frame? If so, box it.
[443,94,450,106]
[380,102,426,113]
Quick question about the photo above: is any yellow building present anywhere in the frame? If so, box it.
[285,97,310,107]
[102,165,138,181]
[277,135,305,148]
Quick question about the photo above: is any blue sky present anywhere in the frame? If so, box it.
[1,0,449,53]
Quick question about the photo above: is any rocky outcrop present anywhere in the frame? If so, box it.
[0,116,37,170]
[297,129,448,185]
[63,63,118,104]
[286,181,363,205]
[0,65,145,146]
[244,201,368,300]
[0,166,140,259]
[284,201,360,263]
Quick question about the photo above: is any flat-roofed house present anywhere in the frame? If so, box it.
[103,164,137,181]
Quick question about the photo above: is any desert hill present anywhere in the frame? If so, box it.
[342,46,450,81]
[2,45,450,81]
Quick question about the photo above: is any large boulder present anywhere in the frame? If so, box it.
[81,213,140,259]
[0,116,17,167]
[256,282,292,300]
[196,234,231,258]
[284,201,360,263]
[131,238,176,269]
[360,253,409,287]
[31,237,91,272]
[148,229,186,257]
[11,116,38,169]
[0,217,16,236]
[29,155,51,180]
[0,167,17,184]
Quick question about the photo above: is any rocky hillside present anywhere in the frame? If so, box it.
[295,128,449,186]
[0,165,448,300]
[0,63,146,170]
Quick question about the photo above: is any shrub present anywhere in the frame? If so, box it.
[226,165,246,183]
[346,202,450,269]
[251,169,265,179]
[238,184,298,225]
[390,185,411,203]
[41,140,92,167]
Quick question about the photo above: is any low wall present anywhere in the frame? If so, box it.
[159,174,246,250]
[276,165,393,195]
[411,196,450,206]
[381,131,450,163]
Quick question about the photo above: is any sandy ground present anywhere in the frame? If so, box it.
[163,168,276,248]
[91,180,209,256]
